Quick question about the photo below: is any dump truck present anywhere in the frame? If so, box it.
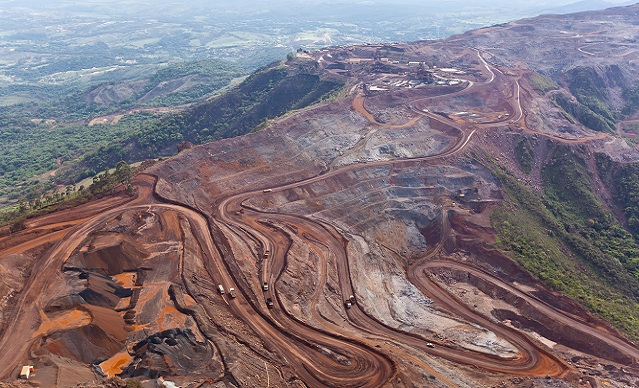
[266,297,274,308]
[264,250,270,258]
[344,299,352,309]
[218,285,225,294]
[229,288,237,298]
[262,282,269,291]
[263,189,273,193]
[20,366,34,380]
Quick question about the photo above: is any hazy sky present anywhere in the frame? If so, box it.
[0,0,635,18]
[0,0,634,7]
[0,0,635,46]
[0,0,634,16]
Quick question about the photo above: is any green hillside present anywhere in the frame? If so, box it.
[56,64,344,184]
[488,145,639,338]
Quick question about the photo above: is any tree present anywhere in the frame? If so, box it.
[115,160,132,183]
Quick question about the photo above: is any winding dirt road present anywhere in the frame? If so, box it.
[1,48,637,387]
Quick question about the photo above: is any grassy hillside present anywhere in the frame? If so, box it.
[56,64,344,183]
[0,59,244,121]
[0,115,140,201]
[485,145,639,338]
[0,58,247,205]
[551,66,633,133]
[135,59,245,107]
[0,59,342,206]
[597,154,639,242]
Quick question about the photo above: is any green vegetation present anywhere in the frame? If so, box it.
[596,154,639,238]
[0,59,245,204]
[0,59,245,122]
[139,59,245,107]
[622,87,639,117]
[0,112,157,204]
[0,60,246,204]
[514,138,534,174]
[622,123,639,133]
[542,146,606,224]
[0,61,342,208]
[552,92,615,133]
[485,146,639,337]
[559,67,616,133]
[58,65,344,184]
[567,67,616,123]
[1,161,136,231]
[528,73,558,95]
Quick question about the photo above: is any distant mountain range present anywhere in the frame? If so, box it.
[543,0,636,14]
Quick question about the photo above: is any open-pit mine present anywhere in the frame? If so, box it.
[2,4,639,388]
